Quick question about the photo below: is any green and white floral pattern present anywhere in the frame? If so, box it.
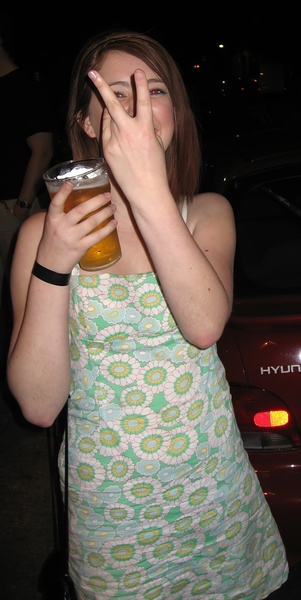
[58,267,288,599]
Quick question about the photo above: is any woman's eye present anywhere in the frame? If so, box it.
[150,88,166,96]
[114,91,124,99]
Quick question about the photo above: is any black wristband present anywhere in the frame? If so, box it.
[32,261,71,286]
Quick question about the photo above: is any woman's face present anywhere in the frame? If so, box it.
[84,51,175,151]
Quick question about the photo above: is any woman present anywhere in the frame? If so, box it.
[7,31,288,599]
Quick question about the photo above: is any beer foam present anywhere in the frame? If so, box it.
[57,165,102,180]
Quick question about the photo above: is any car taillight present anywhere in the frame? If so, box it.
[230,384,301,451]
[254,410,289,427]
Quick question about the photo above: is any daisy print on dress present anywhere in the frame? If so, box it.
[120,386,149,408]
[134,282,166,316]
[100,323,137,353]
[106,455,135,482]
[137,360,174,392]
[101,353,140,386]
[91,420,129,457]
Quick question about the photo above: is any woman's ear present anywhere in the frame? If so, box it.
[82,116,97,139]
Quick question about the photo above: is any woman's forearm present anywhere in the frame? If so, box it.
[7,275,71,427]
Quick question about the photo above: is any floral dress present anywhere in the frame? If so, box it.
[59,249,288,600]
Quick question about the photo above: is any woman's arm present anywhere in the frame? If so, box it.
[88,69,235,348]
[131,190,236,349]
[7,211,71,427]
[7,182,118,427]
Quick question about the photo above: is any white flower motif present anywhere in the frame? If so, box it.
[182,392,207,426]
[119,565,147,592]
[72,454,106,490]
[164,363,199,403]
[87,569,118,598]
[103,502,135,524]
[100,323,136,349]
[120,405,152,438]
[123,476,159,505]
[120,386,150,408]
[173,515,193,534]
[245,531,263,561]
[139,503,169,527]
[77,435,96,455]
[101,353,140,386]
[100,281,131,308]
[94,382,116,405]
[216,459,237,484]
[79,273,104,298]
[174,535,199,560]
[82,297,102,318]
[98,538,140,569]
[91,421,129,457]
[106,455,135,482]
[158,403,184,429]
[138,330,173,347]
[160,480,190,508]
[189,573,222,595]
[87,341,106,363]
[136,360,173,392]
[141,532,179,565]
[130,427,170,461]
[181,478,216,513]
[161,310,176,331]
[70,341,87,370]
[163,425,199,465]
[133,282,166,316]
[223,511,250,545]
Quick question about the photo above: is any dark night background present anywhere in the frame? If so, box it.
[2,4,301,148]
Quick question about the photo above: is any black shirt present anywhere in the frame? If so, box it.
[0,68,54,200]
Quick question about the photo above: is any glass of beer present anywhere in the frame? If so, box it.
[43,158,121,270]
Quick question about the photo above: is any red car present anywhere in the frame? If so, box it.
[203,127,301,568]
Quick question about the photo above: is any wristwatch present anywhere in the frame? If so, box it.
[16,199,32,209]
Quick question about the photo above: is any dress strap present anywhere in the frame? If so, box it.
[181,198,188,223]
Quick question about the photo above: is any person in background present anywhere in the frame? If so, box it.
[0,18,54,373]
[7,30,288,600]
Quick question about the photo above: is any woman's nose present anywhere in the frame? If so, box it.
[123,97,136,117]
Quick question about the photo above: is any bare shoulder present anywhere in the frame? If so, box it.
[16,210,47,250]
[19,209,47,236]
[189,191,233,219]
[186,192,234,232]
[13,210,47,270]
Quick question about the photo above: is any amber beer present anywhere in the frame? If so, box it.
[43,159,121,270]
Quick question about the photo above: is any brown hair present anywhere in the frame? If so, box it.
[67,30,201,204]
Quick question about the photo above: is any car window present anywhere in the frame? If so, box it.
[232,176,301,297]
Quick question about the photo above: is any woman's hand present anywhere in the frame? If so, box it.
[37,181,117,272]
[88,69,169,202]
